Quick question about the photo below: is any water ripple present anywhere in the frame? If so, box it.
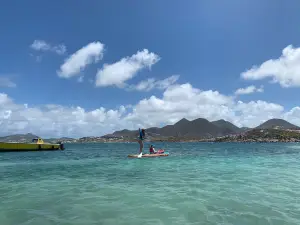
[1,142,300,224]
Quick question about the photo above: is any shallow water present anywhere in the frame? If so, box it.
[1,142,300,225]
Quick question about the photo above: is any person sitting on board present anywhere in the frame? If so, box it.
[149,145,157,154]
[149,145,165,154]
[138,128,145,154]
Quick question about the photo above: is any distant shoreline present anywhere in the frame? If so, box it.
[2,127,300,144]
[63,139,300,144]
[2,139,300,145]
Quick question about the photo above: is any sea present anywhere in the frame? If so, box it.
[1,142,300,225]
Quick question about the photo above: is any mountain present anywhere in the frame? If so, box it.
[240,127,251,132]
[211,119,241,133]
[106,126,162,139]
[0,133,39,143]
[108,118,300,140]
[163,118,231,138]
[110,129,137,137]
[1,118,298,142]
[109,118,243,139]
[255,119,300,130]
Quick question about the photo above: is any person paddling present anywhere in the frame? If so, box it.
[138,128,145,154]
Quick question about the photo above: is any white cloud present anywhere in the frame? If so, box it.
[30,40,66,55]
[127,75,180,91]
[0,93,127,138]
[124,84,291,129]
[95,49,160,87]
[0,83,299,138]
[31,40,50,51]
[234,85,264,95]
[0,77,16,88]
[283,107,300,126]
[241,45,300,87]
[125,83,235,127]
[0,93,11,105]
[57,41,105,79]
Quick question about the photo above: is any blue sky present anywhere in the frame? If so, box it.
[1,0,300,137]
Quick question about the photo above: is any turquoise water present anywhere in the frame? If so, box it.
[1,142,300,225]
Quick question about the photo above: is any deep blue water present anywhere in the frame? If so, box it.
[1,142,300,225]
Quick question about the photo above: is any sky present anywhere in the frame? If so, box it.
[1,0,300,138]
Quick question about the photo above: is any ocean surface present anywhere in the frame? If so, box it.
[1,142,300,225]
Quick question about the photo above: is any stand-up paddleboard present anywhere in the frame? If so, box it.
[128,152,169,158]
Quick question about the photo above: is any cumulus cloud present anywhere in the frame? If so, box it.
[241,45,300,87]
[95,49,160,88]
[124,84,293,129]
[30,40,66,55]
[0,93,11,105]
[0,93,128,138]
[234,85,264,95]
[1,82,299,138]
[57,41,105,78]
[283,107,300,126]
[125,83,235,127]
[0,77,16,88]
[127,75,180,91]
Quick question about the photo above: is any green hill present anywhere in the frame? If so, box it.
[255,119,299,130]
[211,119,241,133]
[110,117,243,139]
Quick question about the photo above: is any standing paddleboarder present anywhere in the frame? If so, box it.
[138,128,146,154]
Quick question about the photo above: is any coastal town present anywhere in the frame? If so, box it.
[52,119,300,144]
[47,127,300,144]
